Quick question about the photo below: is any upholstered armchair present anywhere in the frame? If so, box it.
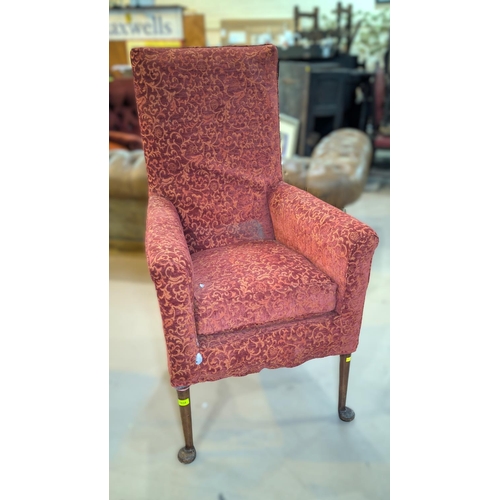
[131,45,379,464]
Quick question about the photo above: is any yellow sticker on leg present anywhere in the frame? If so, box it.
[346,357,351,362]
[178,398,190,406]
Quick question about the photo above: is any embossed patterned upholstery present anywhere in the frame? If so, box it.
[192,240,338,336]
[131,45,379,389]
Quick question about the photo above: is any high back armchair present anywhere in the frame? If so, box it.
[131,45,379,464]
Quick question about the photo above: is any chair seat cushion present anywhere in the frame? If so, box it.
[192,240,338,335]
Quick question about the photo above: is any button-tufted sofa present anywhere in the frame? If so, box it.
[283,128,372,210]
[109,149,148,249]
[109,78,143,151]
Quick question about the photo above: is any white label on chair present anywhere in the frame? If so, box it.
[196,353,203,365]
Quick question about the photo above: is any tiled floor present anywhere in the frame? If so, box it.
[109,182,390,500]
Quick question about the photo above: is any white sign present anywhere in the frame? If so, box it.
[109,7,184,41]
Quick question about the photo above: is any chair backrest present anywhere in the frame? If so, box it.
[131,45,283,254]
[109,78,141,135]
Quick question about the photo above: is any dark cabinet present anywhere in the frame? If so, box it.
[279,61,372,156]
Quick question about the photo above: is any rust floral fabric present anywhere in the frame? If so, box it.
[270,182,379,341]
[191,240,337,336]
[197,312,352,383]
[133,46,379,388]
[130,45,282,254]
[145,195,199,383]
[145,188,378,388]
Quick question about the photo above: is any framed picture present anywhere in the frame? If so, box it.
[279,113,300,160]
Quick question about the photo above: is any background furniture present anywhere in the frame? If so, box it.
[109,78,143,151]
[283,128,372,209]
[131,44,379,464]
[109,149,148,250]
[293,2,359,52]
[279,61,372,156]
[277,45,359,67]
[182,13,207,47]
[371,62,390,155]
[307,128,372,208]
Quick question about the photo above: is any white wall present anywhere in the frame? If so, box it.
[154,0,386,30]
[151,1,389,68]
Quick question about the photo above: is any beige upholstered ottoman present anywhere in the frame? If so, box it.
[109,149,148,249]
[282,128,373,210]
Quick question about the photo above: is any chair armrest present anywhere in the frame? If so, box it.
[269,182,379,315]
[146,195,198,387]
[109,130,143,151]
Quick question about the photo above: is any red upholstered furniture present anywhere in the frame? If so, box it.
[131,45,379,464]
[372,64,390,151]
[109,78,143,150]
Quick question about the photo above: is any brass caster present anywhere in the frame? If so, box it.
[338,407,355,422]
[178,446,196,464]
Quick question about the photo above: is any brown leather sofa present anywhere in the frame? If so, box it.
[283,128,372,210]
[109,149,148,249]
[109,78,143,151]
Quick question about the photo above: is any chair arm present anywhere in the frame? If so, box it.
[269,182,379,315]
[146,195,198,387]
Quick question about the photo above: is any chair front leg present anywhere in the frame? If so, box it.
[176,387,197,464]
[338,354,355,422]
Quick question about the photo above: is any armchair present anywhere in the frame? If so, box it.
[131,45,379,464]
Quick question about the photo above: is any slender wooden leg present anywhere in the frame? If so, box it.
[338,354,355,422]
[176,387,196,464]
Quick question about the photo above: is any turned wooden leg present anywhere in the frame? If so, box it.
[338,354,355,422]
[176,387,196,464]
